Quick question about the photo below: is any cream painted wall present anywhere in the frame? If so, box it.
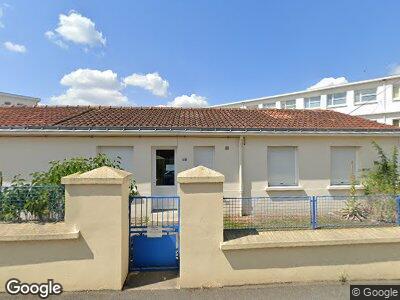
[178,167,400,288]
[0,135,398,197]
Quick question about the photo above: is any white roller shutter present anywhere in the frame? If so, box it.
[267,146,297,186]
[98,146,134,173]
[194,146,215,169]
[330,147,357,185]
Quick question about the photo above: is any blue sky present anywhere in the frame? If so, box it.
[1,0,400,107]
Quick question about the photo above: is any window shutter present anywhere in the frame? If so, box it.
[194,146,215,169]
[267,147,297,186]
[330,147,357,185]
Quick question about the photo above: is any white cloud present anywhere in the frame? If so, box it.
[0,3,10,29]
[46,11,105,49]
[3,41,26,53]
[45,30,68,49]
[0,7,4,28]
[389,64,400,75]
[124,72,169,97]
[307,77,348,90]
[50,69,128,106]
[167,94,208,108]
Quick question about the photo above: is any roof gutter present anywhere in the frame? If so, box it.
[0,128,399,137]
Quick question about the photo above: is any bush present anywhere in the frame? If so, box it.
[30,154,138,195]
[363,142,399,195]
[0,154,138,222]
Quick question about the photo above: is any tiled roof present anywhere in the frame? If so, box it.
[0,106,398,132]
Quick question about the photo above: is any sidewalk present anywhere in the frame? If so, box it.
[2,278,400,300]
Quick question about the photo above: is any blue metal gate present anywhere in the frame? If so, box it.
[129,196,179,271]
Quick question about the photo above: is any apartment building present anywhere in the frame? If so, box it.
[215,75,400,126]
[0,91,40,107]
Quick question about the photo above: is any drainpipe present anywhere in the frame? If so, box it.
[238,136,244,197]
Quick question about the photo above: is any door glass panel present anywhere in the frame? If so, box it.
[156,150,175,186]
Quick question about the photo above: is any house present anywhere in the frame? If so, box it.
[213,75,400,126]
[0,106,399,198]
[0,91,40,107]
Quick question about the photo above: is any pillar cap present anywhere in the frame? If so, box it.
[61,166,132,185]
[177,166,225,184]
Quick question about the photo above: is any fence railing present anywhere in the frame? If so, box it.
[223,195,400,231]
[129,196,179,234]
[0,185,65,223]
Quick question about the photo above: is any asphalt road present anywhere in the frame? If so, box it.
[3,280,400,300]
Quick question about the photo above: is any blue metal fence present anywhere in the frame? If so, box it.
[0,185,65,223]
[224,195,400,231]
[129,196,179,234]
[129,196,180,271]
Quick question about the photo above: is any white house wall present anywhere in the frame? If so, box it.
[0,135,398,197]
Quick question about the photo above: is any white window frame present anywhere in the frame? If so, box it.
[393,84,400,101]
[281,100,296,109]
[263,102,276,108]
[330,146,358,186]
[354,88,377,104]
[304,96,321,108]
[327,92,347,107]
[267,146,298,187]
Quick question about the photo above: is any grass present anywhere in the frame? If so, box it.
[223,212,397,231]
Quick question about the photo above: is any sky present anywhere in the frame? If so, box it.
[1,0,400,107]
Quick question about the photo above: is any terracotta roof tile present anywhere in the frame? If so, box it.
[0,106,398,132]
[0,106,91,127]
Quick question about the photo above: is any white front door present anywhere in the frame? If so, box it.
[152,148,177,198]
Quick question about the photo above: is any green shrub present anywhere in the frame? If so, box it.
[363,142,399,195]
[31,153,138,195]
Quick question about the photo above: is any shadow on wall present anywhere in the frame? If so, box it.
[0,236,93,267]
[223,243,400,270]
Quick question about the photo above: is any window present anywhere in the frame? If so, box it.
[327,92,347,107]
[194,146,215,169]
[393,85,400,100]
[304,96,321,108]
[267,146,297,186]
[330,147,357,185]
[4,102,11,106]
[393,119,400,127]
[263,102,276,109]
[156,149,175,186]
[98,146,134,173]
[355,88,377,103]
[281,100,296,109]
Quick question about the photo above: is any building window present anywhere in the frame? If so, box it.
[393,85,400,100]
[156,149,175,186]
[267,146,297,186]
[354,88,377,103]
[281,100,296,109]
[4,102,11,105]
[327,92,347,107]
[330,146,357,185]
[304,96,321,108]
[263,102,276,108]
[194,146,215,169]
[393,119,400,127]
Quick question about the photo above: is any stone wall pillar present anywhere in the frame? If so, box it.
[177,166,225,288]
[61,166,131,290]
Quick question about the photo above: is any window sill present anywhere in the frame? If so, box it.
[266,185,304,191]
[354,101,377,106]
[327,185,364,191]
[327,104,347,109]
